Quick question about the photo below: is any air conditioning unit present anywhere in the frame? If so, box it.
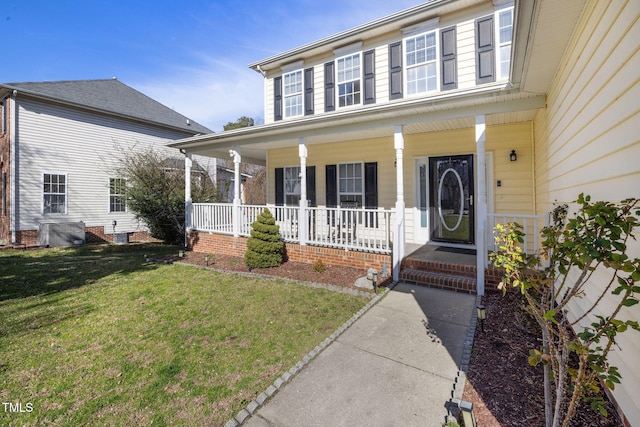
[37,221,85,247]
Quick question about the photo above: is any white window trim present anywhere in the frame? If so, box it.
[283,69,304,118]
[337,161,364,205]
[335,51,362,108]
[403,26,440,96]
[495,2,514,80]
[108,177,127,213]
[284,165,301,206]
[42,172,68,215]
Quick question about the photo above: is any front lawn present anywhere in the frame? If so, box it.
[0,244,369,426]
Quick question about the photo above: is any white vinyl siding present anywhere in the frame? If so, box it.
[533,1,640,424]
[14,98,209,234]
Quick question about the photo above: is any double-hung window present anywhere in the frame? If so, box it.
[109,178,127,213]
[284,166,301,206]
[496,3,514,80]
[43,173,66,214]
[283,69,303,118]
[405,31,437,94]
[404,19,439,96]
[336,53,361,107]
[338,162,363,206]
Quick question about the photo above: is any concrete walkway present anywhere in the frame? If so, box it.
[241,283,477,427]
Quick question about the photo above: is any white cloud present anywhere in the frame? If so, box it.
[135,55,264,132]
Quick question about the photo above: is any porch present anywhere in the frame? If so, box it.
[188,202,547,294]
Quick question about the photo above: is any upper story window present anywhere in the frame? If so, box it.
[43,173,67,214]
[283,69,303,118]
[405,30,438,95]
[496,4,514,79]
[476,2,513,84]
[336,53,361,107]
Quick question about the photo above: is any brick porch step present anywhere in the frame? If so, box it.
[400,268,477,294]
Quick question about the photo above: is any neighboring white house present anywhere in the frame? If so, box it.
[170,0,639,424]
[0,78,216,246]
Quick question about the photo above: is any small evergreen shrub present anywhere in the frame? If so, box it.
[244,208,283,268]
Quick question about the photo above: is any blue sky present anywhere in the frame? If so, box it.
[4,0,423,131]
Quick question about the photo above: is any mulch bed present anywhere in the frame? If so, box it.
[178,251,371,290]
[464,291,623,427]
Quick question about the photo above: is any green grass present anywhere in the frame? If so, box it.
[0,244,369,426]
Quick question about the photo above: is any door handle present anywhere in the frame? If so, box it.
[468,195,473,206]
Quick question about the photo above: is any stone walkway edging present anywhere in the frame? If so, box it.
[445,292,481,422]
[223,283,395,427]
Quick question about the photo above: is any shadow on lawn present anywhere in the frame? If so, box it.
[0,243,179,301]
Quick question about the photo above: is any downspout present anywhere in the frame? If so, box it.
[183,150,192,249]
[9,91,17,244]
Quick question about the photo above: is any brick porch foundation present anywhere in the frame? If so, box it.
[187,231,392,274]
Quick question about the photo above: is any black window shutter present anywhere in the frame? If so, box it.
[306,166,316,207]
[275,168,284,206]
[325,164,337,208]
[274,76,283,121]
[364,162,378,227]
[389,42,403,100]
[476,15,495,84]
[441,26,457,90]
[304,67,314,116]
[324,62,335,112]
[363,49,376,105]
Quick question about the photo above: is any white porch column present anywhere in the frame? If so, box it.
[393,125,406,282]
[475,115,487,296]
[298,138,308,246]
[230,148,242,237]
[184,151,193,248]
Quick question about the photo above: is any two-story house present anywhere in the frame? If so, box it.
[171,1,639,424]
[0,78,215,246]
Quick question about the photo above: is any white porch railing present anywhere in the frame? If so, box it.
[191,203,394,254]
[486,213,549,257]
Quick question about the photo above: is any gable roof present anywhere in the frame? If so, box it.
[0,78,212,135]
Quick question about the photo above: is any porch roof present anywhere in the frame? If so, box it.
[169,87,544,165]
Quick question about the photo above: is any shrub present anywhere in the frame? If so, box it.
[313,259,326,273]
[244,208,283,268]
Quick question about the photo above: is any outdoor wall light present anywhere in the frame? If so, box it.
[459,400,477,427]
[509,149,518,161]
[476,304,486,332]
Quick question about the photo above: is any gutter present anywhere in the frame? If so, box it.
[169,81,524,149]
[248,0,459,72]
[0,84,207,137]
